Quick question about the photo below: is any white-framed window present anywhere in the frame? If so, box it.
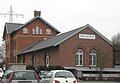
[36,26,39,34]
[33,56,37,65]
[76,49,83,66]
[89,49,97,66]
[23,27,28,34]
[32,28,35,34]
[46,29,51,35]
[46,55,50,67]
[39,29,42,34]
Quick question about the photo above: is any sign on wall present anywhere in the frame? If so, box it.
[79,34,95,39]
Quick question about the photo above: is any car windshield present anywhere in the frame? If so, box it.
[13,71,36,80]
[55,71,75,78]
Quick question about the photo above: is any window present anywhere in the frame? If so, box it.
[19,56,24,63]
[36,26,39,34]
[33,56,37,65]
[89,49,97,66]
[55,71,75,78]
[33,27,42,35]
[46,55,49,68]
[23,28,28,34]
[45,71,53,78]
[32,29,35,34]
[46,29,51,35]
[76,49,83,66]
[39,29,42,34]
[13,71,36,80]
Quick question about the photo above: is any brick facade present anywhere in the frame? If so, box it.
[3,13,113,69]
[19,27,113,68]
[4,17,59,67]
[59,28,113,68]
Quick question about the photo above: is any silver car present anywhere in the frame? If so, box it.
[1,70,40,83]
[40,70,77,83]
[0,68,4,78]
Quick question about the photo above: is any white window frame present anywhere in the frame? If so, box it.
[39,29,42,34]
[46,55,49,68]
[46,29,51,35]
[32,28,35,34]
[76,49,83,66]
[36,26,39,34]
[90,51,97,66]
[23,27,28,34]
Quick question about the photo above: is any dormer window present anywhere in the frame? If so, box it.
[46,29,51,35]
[23,27,28,34]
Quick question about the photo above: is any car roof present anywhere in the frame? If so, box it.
[13,70,35,72]
[50,70,70,73]
[5,70,35,72]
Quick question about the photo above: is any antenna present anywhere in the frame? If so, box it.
[0,6,24,23]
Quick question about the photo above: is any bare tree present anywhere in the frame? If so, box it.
[111,33,120,45]
[112,33,120,65]
[96,51,104,80]
[0,42,5,61]
[96,50,110,80]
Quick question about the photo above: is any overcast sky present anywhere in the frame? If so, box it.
[0,0,120,44]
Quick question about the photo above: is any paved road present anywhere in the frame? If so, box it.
[0,80,119,83]
[77,81,120,83]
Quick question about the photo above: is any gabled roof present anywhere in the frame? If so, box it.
[3,16,60,40]
[4,23,24,34]
[3,23,24,40]
[19,24,113,55]
[18,16,60,34]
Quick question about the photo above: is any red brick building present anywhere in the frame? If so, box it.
[3,11,114,79]
[3,11,60,67]
[18,24,113,68]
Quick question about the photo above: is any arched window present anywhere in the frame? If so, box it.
[89,49,97,66]
[46,55,50,68]
[36,26,39,34]
[39,29,42,34]
[46,29,51,35]
[76,49,83,66]
[23,27,28,34]
[45,52,49,68]
[32,28,35,34]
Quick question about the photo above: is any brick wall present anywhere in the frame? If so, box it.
[59,27,113,68]
[5,18,58,64]
[23,27,113,68]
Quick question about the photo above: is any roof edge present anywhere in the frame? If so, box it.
[15,16,60,34]
[54,24,113,46]
[87,24,113,46]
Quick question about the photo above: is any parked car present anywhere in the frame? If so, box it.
[0,68,4,78]
[40,70,77,83]
[1,70,40,83]
[39,70,49,79]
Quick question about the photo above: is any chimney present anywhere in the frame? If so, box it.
[34,10,41,17]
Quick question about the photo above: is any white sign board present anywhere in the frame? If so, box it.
[79,34,95,39]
